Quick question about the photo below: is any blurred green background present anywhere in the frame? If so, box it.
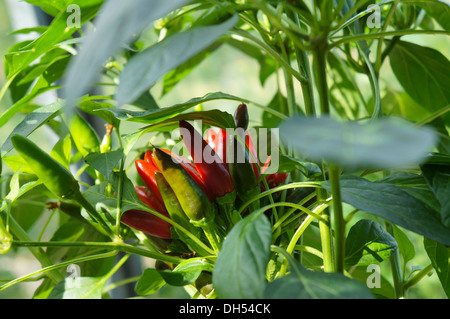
[0,0,448,299]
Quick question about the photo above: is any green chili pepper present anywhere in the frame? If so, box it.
[152,148,214,224]
[67,112,100,156]
[154,172,210,256]
[153,148,222,253]
[11,135,114,238]
[12,135,81,200]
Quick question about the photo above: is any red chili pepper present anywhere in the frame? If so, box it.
[121,209,172,239]
[205,128,228,169]
[179,121,234,198]
[135,159,164,204]
[246,133,261,180]
[135,185,168,216]
[261,155,288,188]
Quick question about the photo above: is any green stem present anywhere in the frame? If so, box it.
[328,165,345,274]
[329,29,450,49]
[385,221,404,298]
[402,264,434,292]
[0,250,117,292]
[374,0,400,73]
[11,240,184,264]
[74,191,116,239]
[312,36,334,273]
[237,182,321,215]
[1,212,64,284]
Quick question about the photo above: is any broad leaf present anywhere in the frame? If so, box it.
[389,41,450,113]
[135,269,166,296]
[280,116,437,169]
[265,258,373,299]
[116,15,238,106]
[345,219,398,266]
[105,92,246,126]
[213,211,272,299]
[321,175,450,246]
[420,163,450,227]
[159,259,214,286]
[48,277,105,299]
[84,150,123,180]
[424,238,450,298]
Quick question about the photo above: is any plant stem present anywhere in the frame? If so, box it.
[402,264,434,292]
[329,29,450,49]
[374,0,399,73]
[0,251,117,292]
[11,240,184,264]
[1,212,64,284]
[312,35,334,273]
[385,221,404,298]
[328,165,345,274]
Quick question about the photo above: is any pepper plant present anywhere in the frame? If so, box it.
[0,0,449,299]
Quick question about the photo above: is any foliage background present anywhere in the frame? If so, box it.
[0,0,448,298]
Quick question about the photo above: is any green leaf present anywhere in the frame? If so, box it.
[212,211,272,299]
[48,277,105,299]
[1,100,64,155]
[279,116,437,169]
[159,259,213,286]
[321,175,450,246]
[135,269,166,296]
[404,0,450,30]
[345,219,398,266]
[424,238,450,298]
[389,41,450,112]
[84,150,123,180]
[105,92,246,125]
[264,257,373,299]
[51,135,72,169]
[63,0,190,112]
[420,163,450,227]
[392,224,415,266]
[376,172,441,214]
[116,15,238,106]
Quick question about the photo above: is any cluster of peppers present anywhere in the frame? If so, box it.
[121,104,288,255]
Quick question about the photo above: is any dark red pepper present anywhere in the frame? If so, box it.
[135,185,168,216]
[121,209,172,239]
[205,128,228,169]
[179,120,234,198]
[135,159,164,204]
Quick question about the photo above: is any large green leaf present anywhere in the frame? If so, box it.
[212,211,272,299]
[134,269,166,296]
[84,150,123,180]
[63,0,190,111]
[279,116,437,169]
[345,219,398,266]
[404,0,450,30]
[116,15,238,106]
[105,92,245,126]
[389,41,450,113]
[421,163,450,227]
[321,175,450,246]
[424,238,450,298]
[264,256,373,299]
[48,277,105,299]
